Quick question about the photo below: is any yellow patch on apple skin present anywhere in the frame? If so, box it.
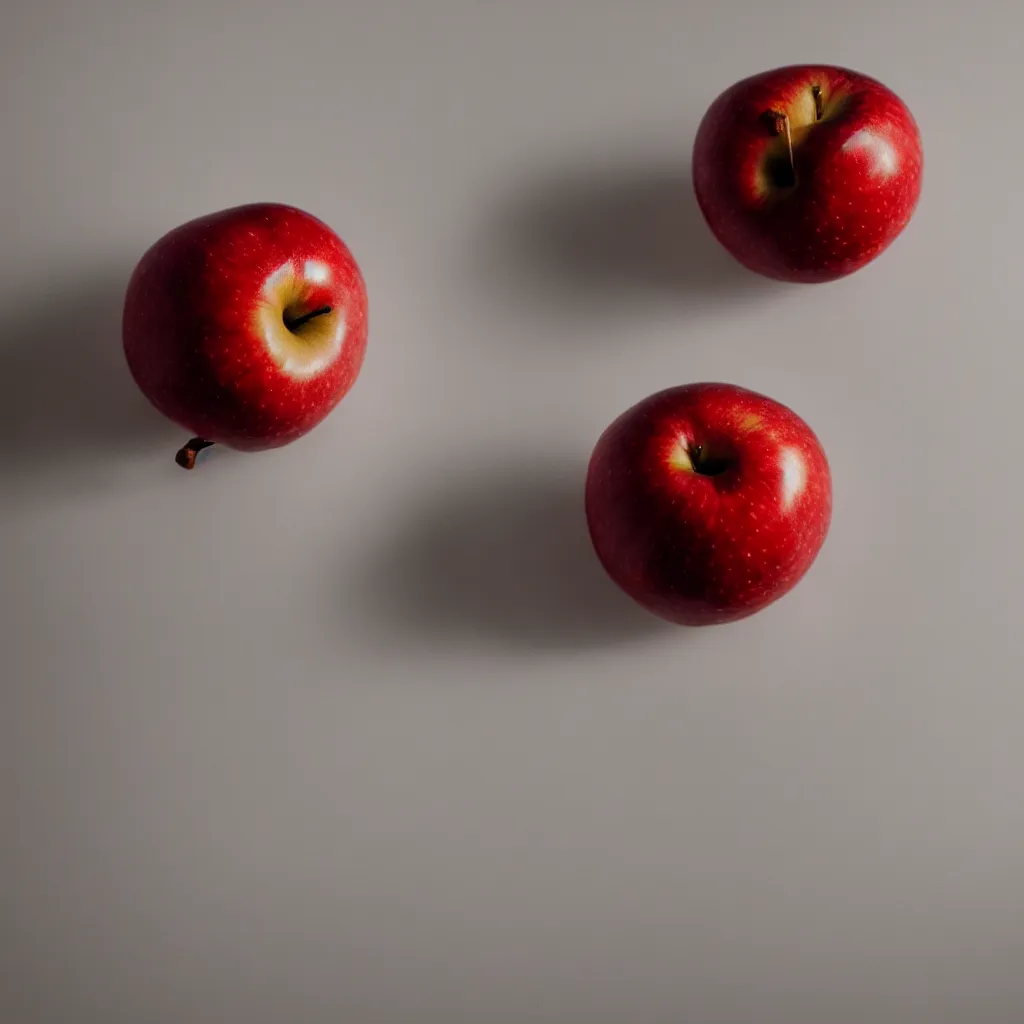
[669,440,694,472]
[738,413,762,433]
[254,261,347,380]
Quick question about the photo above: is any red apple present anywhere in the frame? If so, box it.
[692,64,923,283]
[123,202,368,468]
[585,383,832,625]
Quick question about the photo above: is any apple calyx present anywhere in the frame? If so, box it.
[175,437,216,470]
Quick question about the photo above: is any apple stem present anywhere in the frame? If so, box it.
[768,111,795,175]
[812,85,824,120]
[175,437,216,470]
[284,305,332,331]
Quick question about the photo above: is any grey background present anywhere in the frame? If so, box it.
[2,1,1021,1021]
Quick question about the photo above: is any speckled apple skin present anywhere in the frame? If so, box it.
[692,65,923,283]
[585,384,832,626]
[123,203,368,452]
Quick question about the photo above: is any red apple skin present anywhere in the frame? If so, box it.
[123,202,368,457]
[692,64,923,283]
[585,383,832,625]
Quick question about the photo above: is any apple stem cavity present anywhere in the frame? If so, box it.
[690,445,733,477]
[768,111,795,176]
[175,437,216,470]
[761,109,798,189]
[283,305,332,332]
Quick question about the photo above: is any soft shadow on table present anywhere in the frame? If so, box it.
[476,160,775,317]
[357,466,671,653]
[0,266,175,489]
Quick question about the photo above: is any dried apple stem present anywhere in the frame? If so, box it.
[812,84,824,120]
[175,437,216,470]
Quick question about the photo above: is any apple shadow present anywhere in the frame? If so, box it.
[0,265,177,490]
[475,159,775,317]
[355,465,671,653]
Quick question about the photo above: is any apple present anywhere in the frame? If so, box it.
[692,64,923,283]
[123,202,368,468]
[585,383,832,625]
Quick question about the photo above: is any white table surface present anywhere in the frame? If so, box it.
[4,2,1022,1021]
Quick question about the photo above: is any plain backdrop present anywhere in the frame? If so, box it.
[3,2,1023,1022]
